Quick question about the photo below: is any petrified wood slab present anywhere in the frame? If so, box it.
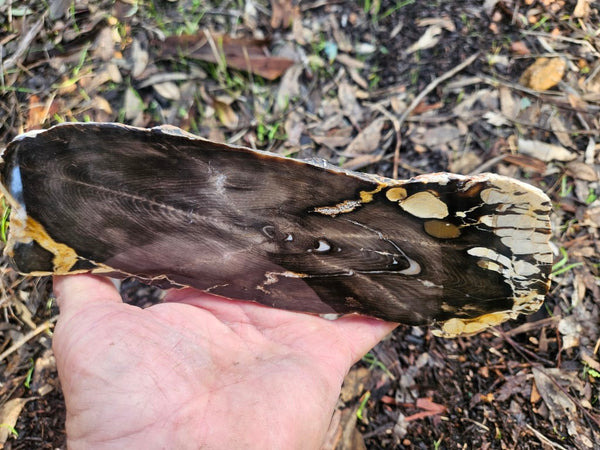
[0,123,553,337]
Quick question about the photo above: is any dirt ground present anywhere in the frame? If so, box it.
[1,0,599,448]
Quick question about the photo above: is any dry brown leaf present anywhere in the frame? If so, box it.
[410,124,460,149]
[416,16,455,32]
[276,63,302,112]
[0,398,31,445]
[499,87,518,119]
[483,111,510,126]
[344,118,384,155]
[517,138,576,161]
[519,57,566,91]
[213,99,238,129]
[448,151,482,174]
[549,114,575,148]
[405,25,442,54]
[312,134,354,150]
[130,37,149,79]
[566,161,598,181]
[338,80,363,124]
[336,53,365,70]
[26,95,49,130]
[510,40,531,55]
[284,111,305,146]
[153,81,181,101]
[530,380,541,403]
[573,0,590,18]
[93,26,117,61]
[157,33,295,80]
[123,87,144,121]
[503,154,548,173]
[404,397,447,422]
[270,0,299,29]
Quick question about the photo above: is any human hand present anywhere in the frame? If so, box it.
[52,274,397,449]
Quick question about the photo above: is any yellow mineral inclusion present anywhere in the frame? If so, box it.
[5,208,112,276]
[400,191,449,219]
[433,311,511,338]
[359,184,386,203]
[385,187,407,202]
[423,220,461,239]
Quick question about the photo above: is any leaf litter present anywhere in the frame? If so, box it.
[1,0,600,448]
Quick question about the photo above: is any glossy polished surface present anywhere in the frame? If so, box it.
[0,123,553,336]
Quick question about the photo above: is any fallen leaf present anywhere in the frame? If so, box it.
[213,99,239,129]
[276,63,302,112]
[270,0,298,29]
[0,398,31,445]
[123,86,145,121]
[416,16,455,32]
[338,80,364,124]
[503,154,547,173]
[156,32,295,80]
[404,397,447,421]
[483,111,510,127]
[26,95,51,130]
[558,316,582,349]
[499,86,518,120]
[573,0,590,18]
[344,118,385,155]
[153,81,181,101]
[532,367,578,432]
[518,138,577,161]
[130,37,149,79]
[510,40,531,55]
[566,161,598,181]
[405,25,442,55]
[549,114,574,148]
[519,57,566,91]
[410,124,460,149]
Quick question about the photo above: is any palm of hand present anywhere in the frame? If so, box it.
[52,275,396,449]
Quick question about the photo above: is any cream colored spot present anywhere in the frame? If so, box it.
[424,220,461,239]
[399,191,449,219]
[313,199,362,216]
[513,260,540,276]
[476,260,503,273]
[386,187,407,202]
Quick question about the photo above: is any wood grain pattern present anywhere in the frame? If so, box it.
[0,123,553,336]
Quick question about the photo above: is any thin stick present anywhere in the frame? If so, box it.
[393,52,480,178]
[2,15,45,72]
[0,317,57,362]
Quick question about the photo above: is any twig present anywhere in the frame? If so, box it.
[545,368,600,429]
[501,316,561,337]
[0,317,57,362]
[393,52,480,178]
[1,15,45,73]
[496,328,554,365]
[525,424,569,450]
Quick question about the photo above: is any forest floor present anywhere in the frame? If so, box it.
[1,0,599,448]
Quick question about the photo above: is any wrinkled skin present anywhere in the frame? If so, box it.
[52,274,397,449]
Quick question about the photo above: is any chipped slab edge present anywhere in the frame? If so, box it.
[421,173,552,338]
[0,123,553,338]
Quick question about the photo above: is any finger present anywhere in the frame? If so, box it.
[53,274,123,316]
[327,315,398,366]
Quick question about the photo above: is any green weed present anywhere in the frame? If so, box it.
[1,198,10,243]
[551,247,583,276]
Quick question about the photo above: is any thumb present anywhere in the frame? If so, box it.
[53,274,123,319]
